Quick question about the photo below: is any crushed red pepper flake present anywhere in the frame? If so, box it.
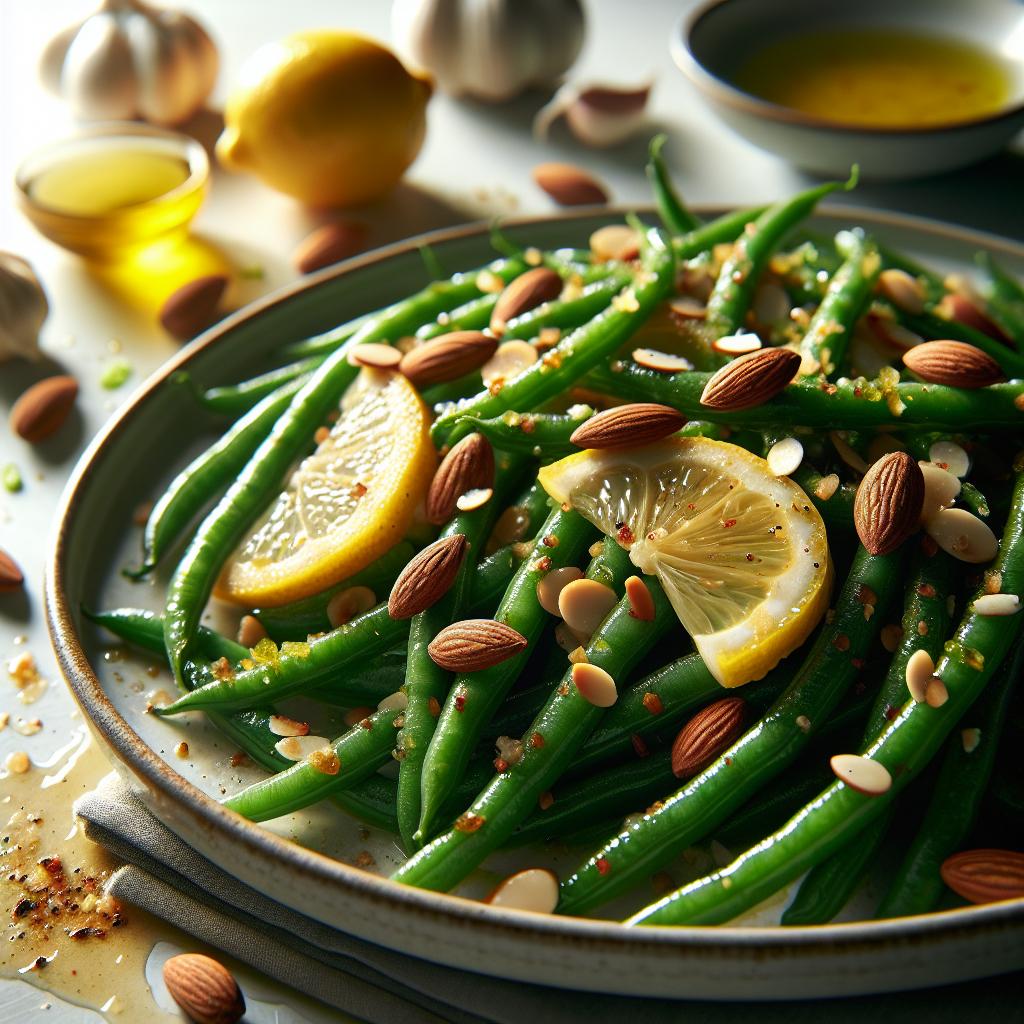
[454,813,485,833]
[428,696,441,717]
[596,857,611,876]
[493,757,509,773]
[229,751,248,768]
[538,791,554,811]
[529,731,545,749]
[616,524,635,545]
[211,657,234,681]
[722,518,737,529]
[454,694,467,713]
[542,534,559,548]
[641,692,663,715]
[630,734,650,758]
[533,555,553,573]
[917,583,937,598]
[832,634,851,652]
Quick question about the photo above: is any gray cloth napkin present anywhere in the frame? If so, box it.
[75,773,1021,1024]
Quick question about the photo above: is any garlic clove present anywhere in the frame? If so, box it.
[62,13,140,121]
[534,80,652,148]
[0,253,49,363]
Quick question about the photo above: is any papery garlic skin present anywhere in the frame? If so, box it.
[392,0,584,103]
[534,82,652,148]
[40,0,218,126]
[0,254,48,363]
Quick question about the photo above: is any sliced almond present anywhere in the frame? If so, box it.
[877,268,926,315]
[699,347,800,411]
[830,753,892,795]
[326,585,377,628]
[937,293,1013,345]
[632,348,693,373]
[558,578,618,635]
[925,508,998,563]
[428,619,528,672]
[159,275,228,340]
[490,268,563,333]
[399,331,498,389]
[865,311,924,353]
[668,297,707,322]
[925,677,949,707]
[712,332,762,356]
[589,224,640,262]
[961,727,982,753]
[671,697,746,779]
[568,402,684,450]
[482,340,539,387]
[766,437,803,477]
[268,714,310,737]
[532,162,609,207]
[830,431,870,475]
[905,648,935,703]
[624,575,656,621]
[903,340,1005,389]
[854,452,925,556]
[293,221,368,274]
[486,867,559,913]
[457,487,493,511]
[387,534,468,619]
[348,343,402,370]
[10,375,79,443]
[928,440,970,479]
[377,690,408,713]
[236,615,267,648]
[536,566,585,616]
[425,433,495,526]
[343,706,374,728]
[572,662,617,707]
[919,461,962,520]
[866,434,907,464]
[163,953,245,1024]
[275,734,331,761]
[972,593,1021,616]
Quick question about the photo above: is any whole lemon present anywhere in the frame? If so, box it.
[216,31,432,207]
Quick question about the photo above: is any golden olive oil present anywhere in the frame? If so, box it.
[732,30,1012,129]
[21,145,205,261]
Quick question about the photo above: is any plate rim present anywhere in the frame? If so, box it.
[45,204,1024,980]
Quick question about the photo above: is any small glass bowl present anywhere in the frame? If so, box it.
[15,122,209,262]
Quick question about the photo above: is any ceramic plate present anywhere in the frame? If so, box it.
[47,207,1024,1000]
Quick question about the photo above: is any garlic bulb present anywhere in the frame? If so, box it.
[40,0,218,126]
[0,254,48,363]
[392,0,584,103]
[535,81,652,147]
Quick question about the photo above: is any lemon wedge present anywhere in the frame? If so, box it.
[218,369,436,607]
[538,438,831,687]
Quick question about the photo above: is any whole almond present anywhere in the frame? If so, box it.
[399,331,498,389]
[671,697,746,778]
[699,347,801,411]
[388,534,468,619]
[532,162,609,206]
[293,221,368,274]
[902,340,1005,389]
[160,275,228,340]
[162,953,245,1024]
[490,268,563,332]
[940,849,1024,905]
[425,433,495,525]
[0,548,24,592]
[428,618,528,671]
[10,375,78,443]
[570,402,685,449]
[854,451,925,556]
[938,293,1012,345]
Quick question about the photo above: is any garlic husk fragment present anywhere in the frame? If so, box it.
[40,0,218,126]
[534,81,651,147]
[391,0,584,103]
[0,253,48,363]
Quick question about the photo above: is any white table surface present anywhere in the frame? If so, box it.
[1,2,1022,1020]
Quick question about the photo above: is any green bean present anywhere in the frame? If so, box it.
[959,482,991,519]
[585,358,1024,432]
[875,643,1020,918]
[252,542,416,641]
[431,227,674,446]
[646,134,700,235]
[86,607,248,665]
[199,356,325,416]
[415,509,597,842]
[558,544,903,916]
[397,454,527,851]
[976,251,1024,342]
[462,406,595,457]
[628,473,1024,926]
[223,707,400,821]
[279,312,375,361]
[780,547,955,925]
[672,206,769,261]
[393,550,672,892]
[789,464,856,529]
[703,173,857,347]
[799,229,880,379]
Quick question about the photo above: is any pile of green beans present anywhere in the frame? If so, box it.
[90,147,1024,930]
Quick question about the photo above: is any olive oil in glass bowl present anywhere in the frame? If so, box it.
[16,123,209,263]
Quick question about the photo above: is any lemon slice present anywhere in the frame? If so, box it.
[218,369,436,607]
[538,437,831,687]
